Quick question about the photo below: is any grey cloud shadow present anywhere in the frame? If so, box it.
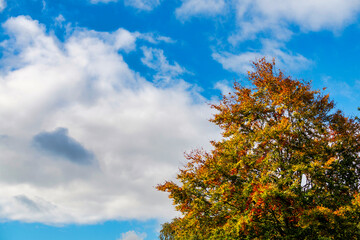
[14,195,57,213]
[15,195,45,212]
[32,127,95,165]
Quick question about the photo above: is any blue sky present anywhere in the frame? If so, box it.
[0,0,359,239]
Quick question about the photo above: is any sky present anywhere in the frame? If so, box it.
[0,0,359,239]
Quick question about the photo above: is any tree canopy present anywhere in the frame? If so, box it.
[157,58,360,239]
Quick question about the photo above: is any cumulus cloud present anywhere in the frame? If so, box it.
[175,0,226,20]
[232,0,360,42]
[118,231,146,240]
[213,51,262,75]
[175,0,360,73]
[141,46,187,85]
[176,0,360,40]
[138,33,175,44]
[124,0,161,11]
[0,0,5,11]
[249,0,360,31]
[90,0,161,11]
[90,0,117,3]
[322,76,360,100]
[54,14,66,27]
[213,39,312,74]
[0,16,219,224]
[214,80,233,96]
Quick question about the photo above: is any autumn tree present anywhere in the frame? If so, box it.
[157,58,360,239]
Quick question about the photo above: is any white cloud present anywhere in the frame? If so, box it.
[0,0,5,11]
[90,0,117,3]
[138,33,175,44]
[322,76,360,100]
[214,80,233,96]
[54,14,66,27]
[124,0,161,11]
[175,0,360,77]
[176,0,226,20]
[0,16,220,224]
[252,0,360,31]
[175,0,360,42]
[118,231,146,240]
[232,0,360,42]
[90,0,161,11]
[141,46,187,85]
[213,40,312,74]
[213,51,262,75]
[67,28,137,53]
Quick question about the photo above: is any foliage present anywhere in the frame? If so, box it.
[157,58,360,239]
